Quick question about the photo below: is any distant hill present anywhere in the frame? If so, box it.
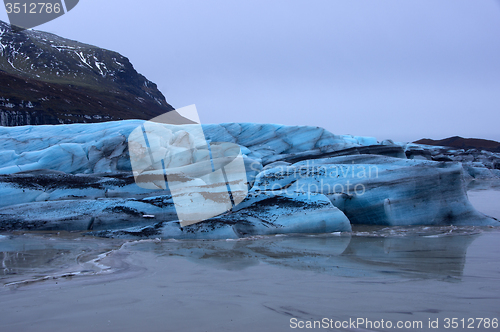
[0,20,174,126]
[414,136,500,153]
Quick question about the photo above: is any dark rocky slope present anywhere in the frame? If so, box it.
[0,20,173,126]
[414,136,500,154]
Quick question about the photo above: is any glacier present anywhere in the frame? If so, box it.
[0,120,498,238]
[251,155,497,226]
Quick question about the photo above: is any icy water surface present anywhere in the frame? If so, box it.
[0,190,499,331]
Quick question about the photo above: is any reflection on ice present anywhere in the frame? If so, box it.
[2,225,492,286]
[128,226,481,279]
[0,233,124,285]
[343,227,479,279]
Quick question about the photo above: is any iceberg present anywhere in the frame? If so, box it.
[251,155,497,226]
[90,192,351,239]
[401,142,500,183]
[0,121,498,237]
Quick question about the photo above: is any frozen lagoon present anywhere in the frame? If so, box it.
[0,121,499,330]
[0,189,499,332]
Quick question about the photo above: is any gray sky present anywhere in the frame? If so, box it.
[2,0,500,142]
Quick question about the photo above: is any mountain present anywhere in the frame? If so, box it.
[414,136,500,153]
[0,20,174,126]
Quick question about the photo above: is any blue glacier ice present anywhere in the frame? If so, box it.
[0,120,498,237]
[90,192,351,239]
[251,155,498,226]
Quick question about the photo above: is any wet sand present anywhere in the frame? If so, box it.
[0,189,499,332]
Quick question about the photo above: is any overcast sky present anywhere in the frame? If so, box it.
[2,0,500,142]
